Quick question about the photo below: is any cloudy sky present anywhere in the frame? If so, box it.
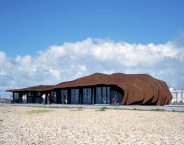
[0,0,184,97]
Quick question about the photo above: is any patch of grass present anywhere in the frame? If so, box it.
[133,108,165,112]
[151,108,165,112]
[153,109,165,112]
[170,102,184,105]
[26,109,52,114]
[112,108,129,110]
[97,107,107,111]
[112,107,140,111]
[70,107,83,111]
[112,107,165,112]
[78,107,83,111]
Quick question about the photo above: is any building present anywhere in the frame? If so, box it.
[169,87,184,103]
[0,97,12,104]
[7,73,172,105]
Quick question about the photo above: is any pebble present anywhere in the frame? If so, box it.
[0,106,184,145]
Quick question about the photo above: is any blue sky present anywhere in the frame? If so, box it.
[0,0,184,97]
[0,0,184,56]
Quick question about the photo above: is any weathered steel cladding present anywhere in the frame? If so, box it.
[7,73,172,105]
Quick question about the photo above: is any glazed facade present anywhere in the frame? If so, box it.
[12,85,124,105]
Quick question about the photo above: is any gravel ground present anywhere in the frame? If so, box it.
[0,106,184,145]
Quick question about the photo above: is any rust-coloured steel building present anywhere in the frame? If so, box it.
[7,73,172,105]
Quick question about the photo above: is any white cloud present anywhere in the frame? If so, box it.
[0,38,184,97]
[0,51,6,66]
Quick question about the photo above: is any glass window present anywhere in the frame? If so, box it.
[102,87,107,104]
[14,92,19,99]
[96,87,102,104]
[83,88,87,104]
[111,87,123,104]
[36,92,41,96]
[61,89,68,104]
[88,88,92,103]
[95,86,110,104]
[28,92,34,96]
[92,88,95,104]
[51,91,57,103]
[106,87,110,104]
[71,89,79,104]
[83,88,92,104]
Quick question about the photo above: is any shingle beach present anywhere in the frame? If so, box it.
[0,106,184,145]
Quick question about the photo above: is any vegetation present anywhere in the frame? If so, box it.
[70,107,83,111]
[97,107,107,111]
[113,108,165,112]
[149,109,165,112]
[170,102,184,105]
[112,108,129,110]
[26,109,52,114]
